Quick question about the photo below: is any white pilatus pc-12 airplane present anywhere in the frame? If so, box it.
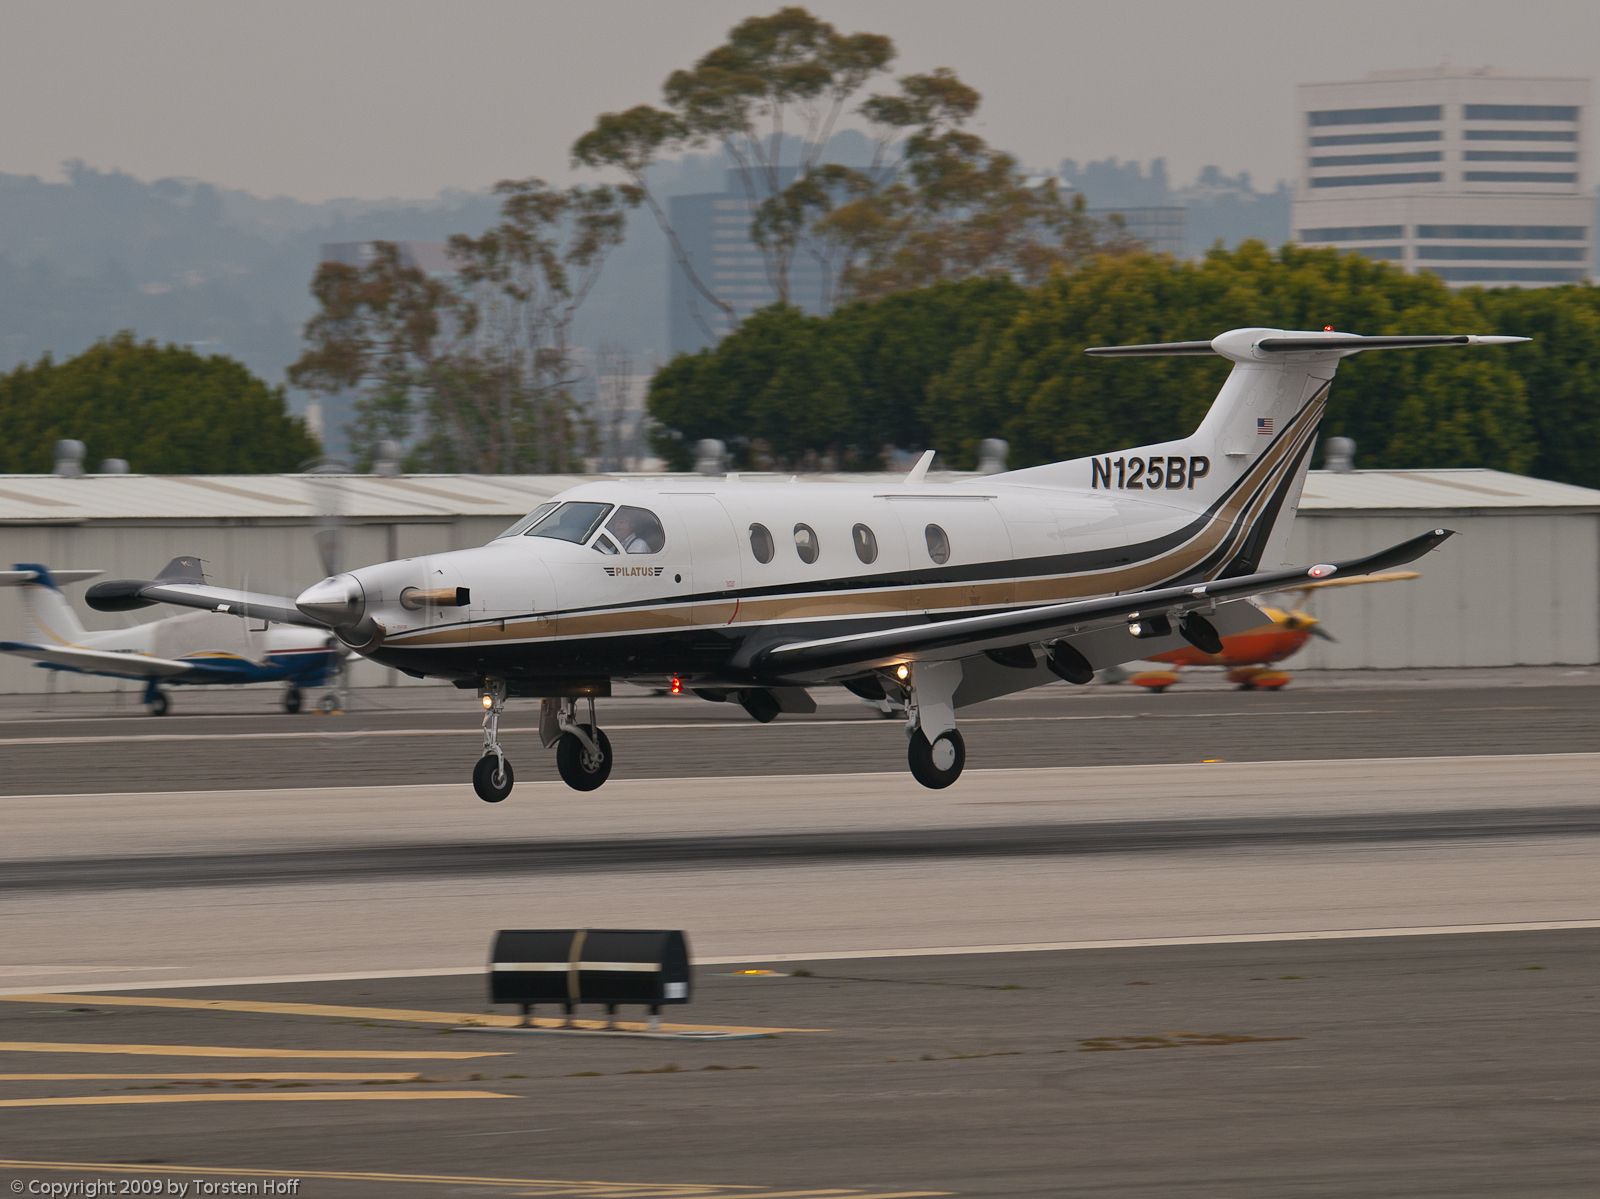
[87,327,1525,797]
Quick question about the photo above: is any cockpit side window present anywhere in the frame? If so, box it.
[604,506,666,554]
[525,501,613,544]
[493,502,558,540]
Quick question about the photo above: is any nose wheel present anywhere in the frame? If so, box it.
[473,752,514,803]
[473,679,514,803]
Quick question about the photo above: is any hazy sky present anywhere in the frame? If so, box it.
[5,0,1597,201]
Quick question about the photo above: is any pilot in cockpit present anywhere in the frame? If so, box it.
[603,506,665,554]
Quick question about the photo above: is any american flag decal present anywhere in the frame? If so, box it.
[1257,417,1273,436]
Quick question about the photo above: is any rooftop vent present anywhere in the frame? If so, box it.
[372,440,402,477]
[694,439,727,476]
[977,438,1009,475]
[1324,437,1356,473]
[53,440,85,478]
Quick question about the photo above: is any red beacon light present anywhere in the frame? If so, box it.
[669,675,683,696]
[1323,324,1335,332]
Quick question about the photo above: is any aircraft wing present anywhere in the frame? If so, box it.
[86,557,317,627]
[755,528,1453,680]
[0,640,193,679]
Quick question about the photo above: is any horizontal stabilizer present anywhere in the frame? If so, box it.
[1087,328,1528,361]
[0,567,105,589]
[0,640,191,678]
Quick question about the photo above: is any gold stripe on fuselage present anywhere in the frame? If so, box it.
[389,387,1328,652]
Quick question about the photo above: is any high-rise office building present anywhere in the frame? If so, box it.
[667,170,838,355]
[1293,67,1593,287]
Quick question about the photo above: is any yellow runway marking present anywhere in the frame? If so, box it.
[0,1041,504,1060]
[0,1160,952,1197]
[0,1089,510,1108]
[2,993,824,1035]
[0,1071,420,1081]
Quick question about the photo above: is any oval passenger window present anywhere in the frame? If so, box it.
[852,523,878,565]
[793,523,820,565]
[749,523,775,564]
[925,523,951,565]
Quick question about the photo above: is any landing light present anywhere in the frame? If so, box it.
[895,664,910,681]
[481,693,495,710]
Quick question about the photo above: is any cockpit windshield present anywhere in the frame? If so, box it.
[523,501,614,544]
[492,503,558,540]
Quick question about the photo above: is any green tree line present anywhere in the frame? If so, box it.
[0,332,317,473]
[647,242,1600,488]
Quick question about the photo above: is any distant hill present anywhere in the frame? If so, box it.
[0,148,1310,418]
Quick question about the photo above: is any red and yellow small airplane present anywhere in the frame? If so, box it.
[1129,571,1419,692]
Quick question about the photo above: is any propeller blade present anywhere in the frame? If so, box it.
[305,463,349,579]
[1308,625,1337,642]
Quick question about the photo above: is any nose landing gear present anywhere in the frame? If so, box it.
[473,679,513,803]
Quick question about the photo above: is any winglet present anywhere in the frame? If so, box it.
[154,556,207,583]
[905,450,936,485]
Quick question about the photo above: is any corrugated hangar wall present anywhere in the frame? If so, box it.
[1285,512,1599,669]
[1,469,1596,695]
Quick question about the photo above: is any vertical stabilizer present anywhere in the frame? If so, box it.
[1,565,102,645]
[998,328,1527,575]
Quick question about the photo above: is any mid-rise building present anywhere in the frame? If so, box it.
[1088,206,1186,257]
[1293,67,1594,287]
[667,170,834,355]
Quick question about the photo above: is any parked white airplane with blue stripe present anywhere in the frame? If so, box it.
[1,563,344,715]
[91,328,1525,788]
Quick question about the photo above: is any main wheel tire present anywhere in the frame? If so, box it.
[473,753,514,803]
[148,690,170,717]
[739,689,781,724]
[556,725,613,792]
[283,688,303,714]
[908,728,965,789]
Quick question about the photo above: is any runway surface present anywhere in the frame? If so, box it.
[1,670,1596,1194]
[4,752,1598,990]
[1,669,1595,794]
[1,933,1597,1197]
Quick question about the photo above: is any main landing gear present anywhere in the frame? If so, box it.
[901,660,966,789]
[470,680,616,802]
[143,681,171,717]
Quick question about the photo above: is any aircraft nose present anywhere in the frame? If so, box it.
[296,574,365,627]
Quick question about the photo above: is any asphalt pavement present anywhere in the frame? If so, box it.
[2,932,1598,1197]
[1,668,1595,794]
